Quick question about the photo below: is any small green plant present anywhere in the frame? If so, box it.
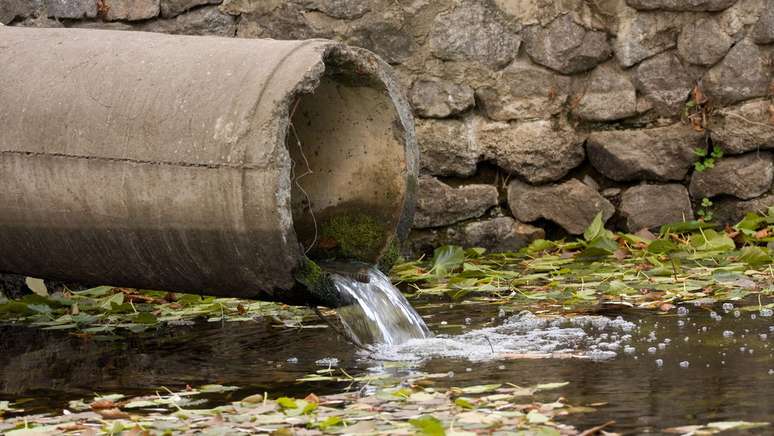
[694,145,723,172]
[697,197,714,221]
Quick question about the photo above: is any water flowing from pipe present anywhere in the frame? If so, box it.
[330,267,430,346]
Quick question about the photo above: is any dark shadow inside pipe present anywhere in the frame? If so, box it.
[288,53,408,266]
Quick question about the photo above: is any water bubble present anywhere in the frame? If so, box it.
[315,357,339,367]
[677,320,685,327]
[440,321,448,325]
[658,343,666,350]
[769,369,774,375]
[465,367,472,372]
[734,310,741,318]
[760,334,768,340]
[447,371,455,378]
[655,359,664,367]
[751,314,757,320]
[664,338,671,344]
[647,347,657,354]
[498,308,506,318]
[624,346,636,354]
[760,308,773,317]
[740,347,746,352]
[497,364,505,370]
[679,361,690,368]
[286,357,298,364]
[722,303,734,312]
[723,330,734,338]
[464,317,472,325]
[701,326,708,333]
[677,307,689,316]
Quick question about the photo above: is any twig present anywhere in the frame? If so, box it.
[578,420,616,436]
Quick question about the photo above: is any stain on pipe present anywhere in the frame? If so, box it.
[0,27,418,307]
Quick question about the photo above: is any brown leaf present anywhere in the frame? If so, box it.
[692,84,707,105]
[89,399,115,410]
[304,393,320,404]
[96,408,130,419]
[754,228,770,239]
[634,228,656,241]
[658,303,676,312]
[57,422,90,432]
[613,248,630,261]
[768,104,774,125]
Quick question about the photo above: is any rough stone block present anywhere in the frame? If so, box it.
[634,52,692,116]
[522,14,612,74]
[160,0,220,18]
[572,63,637,121]
[104,0,160,21]
[507,178,614,235]
[45,0,96,19]
[619,184,694,231]
[410,78,475,119]
[689,152,774,199]
[476,59,571,121]
[587,124,704,182]
[459,217,545,252]
[414,176,499,228]
[429,1,521,68]
[710,99,774,154]
[475,117,585,184]
[415,118,479,177]
[138,6,236,36]
[702,39,769,105]
[677,17,734,66]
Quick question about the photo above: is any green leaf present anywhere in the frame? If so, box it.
[430,246,465,277]
[660,220,716,234]
[409,416,446,436]
[526,239,555,254]
[317,416,343,430]
[738,246,772,267]
[690,229,736,252]
[276,397,298,409]
[583,212,607,242]
[133,312,158,325]
[735,212,764,234]
[647,239,678,254]
[454,398,475,409]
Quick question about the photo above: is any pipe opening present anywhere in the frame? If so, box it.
[288,50,408,267]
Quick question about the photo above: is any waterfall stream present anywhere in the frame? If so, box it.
[330,266,430,346]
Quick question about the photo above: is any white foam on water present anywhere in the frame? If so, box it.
[331,267,431,346]
[367,311,637,363]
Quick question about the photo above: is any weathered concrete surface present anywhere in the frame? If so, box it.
[0,27,417,306]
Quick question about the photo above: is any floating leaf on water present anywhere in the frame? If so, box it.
[276,397,297,409]
[458,384,502,394]
[534,382,570,391]
[24,278,47,297]
[431,246,466,277]
[409,415,446,436]
[526,410,550,424]
[454,398,475,409]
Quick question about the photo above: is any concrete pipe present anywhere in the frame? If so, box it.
[0,27,418,307]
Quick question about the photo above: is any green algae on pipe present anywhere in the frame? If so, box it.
[0,27,417,307]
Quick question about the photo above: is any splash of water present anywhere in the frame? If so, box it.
[369,311,637,362]
[330,266,430,346]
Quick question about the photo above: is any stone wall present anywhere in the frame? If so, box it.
[4,0,774,256]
